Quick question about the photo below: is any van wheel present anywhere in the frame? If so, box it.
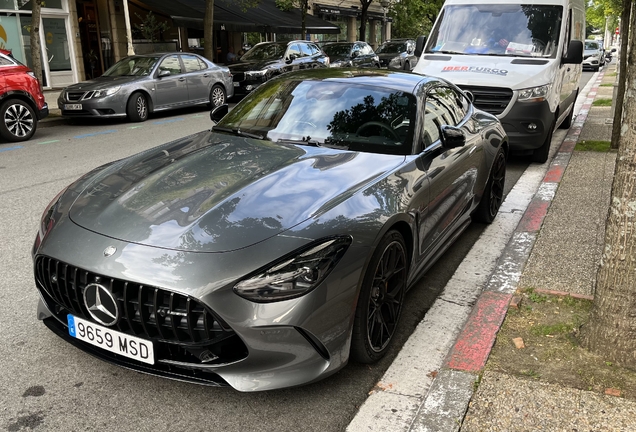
[532,120,555,163]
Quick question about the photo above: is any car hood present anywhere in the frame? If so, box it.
[229,59,283,72]
[414,54,556,90]
[68,131,405,253]
[64,76,142,91]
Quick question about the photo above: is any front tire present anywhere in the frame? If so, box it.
[126,92,149,122]
[473,146,506,224]
[0,99,37,142]
[350,230,408,364]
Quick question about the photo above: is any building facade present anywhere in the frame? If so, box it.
[0,0,392,89]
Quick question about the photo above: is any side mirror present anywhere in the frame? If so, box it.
[158,69,171,78]
[440,125,465,149]
[415,35,427,57]
[286,54,297,63]
[612,48,617,52]
[351,51,359,58]
[210,104,229,123]
[562,40,583,64]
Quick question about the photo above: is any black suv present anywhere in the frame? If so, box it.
[376,39,419,71]
[322,41,380,68]
[229,41,329,96]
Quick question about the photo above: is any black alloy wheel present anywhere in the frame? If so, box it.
[351,230,408,363]
[0,99,37,142]
[474,146,507,224]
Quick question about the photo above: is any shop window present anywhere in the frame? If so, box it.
[42,17,71,71]
[0,0,63,10]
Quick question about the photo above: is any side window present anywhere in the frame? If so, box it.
[158,55,182,75]
[360,44,371,55]
[423,99,442,147]
[288,44,301,59]
[300,43,313,57]
[309,44,321,55]
[0,56,15,66]
[352,44,361,55]
[182,55,202,73]
[197,58,209,70]
[428,86,468,126]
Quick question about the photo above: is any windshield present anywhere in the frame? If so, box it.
[323,44,353,58]
[427,4,563,58]
[216,79,416,155]
[103,56,160,77]
[585,41,599,50]
[240,43,288,61]
[377,42,406,54]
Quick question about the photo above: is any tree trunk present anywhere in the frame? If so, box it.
[359,0,372,42]
[30,0,43,91]
[582,1,636,368]
[611,0,631,150]
[301,0,307,40]
[204,0,215,61]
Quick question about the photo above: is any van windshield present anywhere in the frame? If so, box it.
[427,4,563,58]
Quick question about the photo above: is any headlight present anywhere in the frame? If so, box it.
[389,57,401,67]
[247,69,268,77]
[517,85,550,102]
[92,86,121,98]
[233,236,352,302]
[39,187,69,239]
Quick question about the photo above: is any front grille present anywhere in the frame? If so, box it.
[232,72,245,82]
[66,91,86,102]
[35,256,241,349]
[458,85,513,115]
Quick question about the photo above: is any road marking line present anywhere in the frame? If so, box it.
[38,140,60,145]
[74,130,117,139]
[128,126,143,129]
[0,145,23,153]
[153,117,185,125]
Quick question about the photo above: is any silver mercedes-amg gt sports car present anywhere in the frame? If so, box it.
[33,68,508,392]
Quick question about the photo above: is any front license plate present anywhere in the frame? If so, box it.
[64,104,82,110]
[67,314,154,365]
[233,82,239,87]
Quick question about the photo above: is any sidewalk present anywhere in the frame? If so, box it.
[348,61,634,431]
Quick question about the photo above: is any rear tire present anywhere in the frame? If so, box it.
[350,230,408,364]
[126,92,148,122]
[532,120,555,164]
[209,84,226,109]
[474,146,506,224]
[0,99,37,142]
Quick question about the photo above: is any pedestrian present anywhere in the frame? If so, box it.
[226,47,237,64]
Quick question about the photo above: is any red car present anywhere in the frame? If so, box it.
[0,50,48,142]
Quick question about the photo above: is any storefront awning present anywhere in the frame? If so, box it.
[137,0,341,34]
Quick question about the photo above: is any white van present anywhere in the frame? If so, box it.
[413,0,584,162]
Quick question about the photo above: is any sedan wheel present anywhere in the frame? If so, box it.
[0,99,36,142]
[351,230,407,363]
[209,85,226,109]
[126,92,149,122]
[474,146,506,223]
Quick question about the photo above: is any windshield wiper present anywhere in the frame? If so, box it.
[276,138,323,147]
[427,50,465,55]
[212,126,266,140]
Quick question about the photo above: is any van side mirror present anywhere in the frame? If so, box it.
[210,104,229,123]
[415,35,427,57]
[440,125,465,149]
[562,40,583,64]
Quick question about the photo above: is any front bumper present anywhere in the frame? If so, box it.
[499,99,554,153]
[33,220,365,392]
[57,93,128,118]
[38,103,49,120]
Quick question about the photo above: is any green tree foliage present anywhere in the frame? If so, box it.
[586,0,621,36]
[390,0,443,39]
[134,12,170,44]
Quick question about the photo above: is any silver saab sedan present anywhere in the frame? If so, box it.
[34,69,507,392]
[57,53,233,122]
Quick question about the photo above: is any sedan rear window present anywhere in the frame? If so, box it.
[216,79,416,155]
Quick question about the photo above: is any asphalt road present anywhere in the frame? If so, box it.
[0,71,594,432]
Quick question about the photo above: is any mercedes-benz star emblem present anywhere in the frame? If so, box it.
[103,246,117,257]
[83,283,119,326]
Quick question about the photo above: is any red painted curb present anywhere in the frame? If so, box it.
[543,165,565,183]
[516,200,551,233]
[446,291,513,373]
